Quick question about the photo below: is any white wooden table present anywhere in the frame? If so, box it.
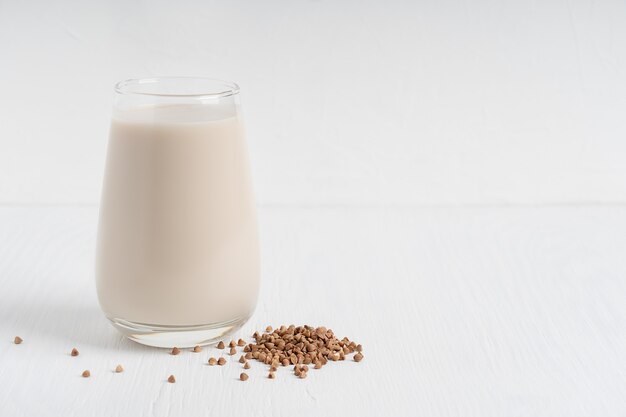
[1,205,625,417]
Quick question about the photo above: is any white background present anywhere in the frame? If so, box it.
[1,1,626,416]
[1,0,625,206]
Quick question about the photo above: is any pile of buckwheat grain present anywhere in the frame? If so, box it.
[237,325,363,379]
[205,325,363,381]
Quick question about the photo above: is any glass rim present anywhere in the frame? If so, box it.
[114,77,240,98]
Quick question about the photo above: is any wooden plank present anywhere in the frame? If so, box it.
[0,206,625,416]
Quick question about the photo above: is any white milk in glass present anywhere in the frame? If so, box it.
[96,100,259,340]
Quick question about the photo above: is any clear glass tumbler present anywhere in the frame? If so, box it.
[96,77,259,348]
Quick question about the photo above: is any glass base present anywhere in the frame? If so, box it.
[108,315,250,348]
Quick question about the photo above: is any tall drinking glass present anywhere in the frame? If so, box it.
[96,77,259,347]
